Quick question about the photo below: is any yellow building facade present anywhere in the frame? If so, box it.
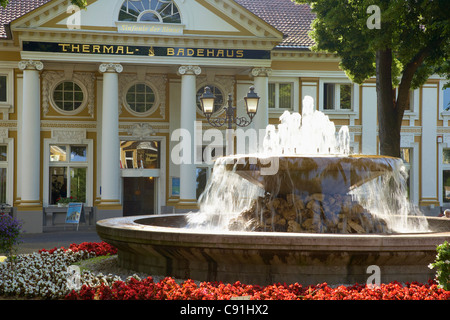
[0,0,448,233]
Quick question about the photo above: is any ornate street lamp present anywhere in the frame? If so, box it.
[200,86,260,129]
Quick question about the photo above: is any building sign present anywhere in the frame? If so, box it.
[22,41,271,60]
[116,22,183,35]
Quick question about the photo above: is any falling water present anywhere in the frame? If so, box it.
[187,96,429,233]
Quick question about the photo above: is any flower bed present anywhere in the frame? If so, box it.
[66,278,450,300]
[38,241,117,256]
[0,242,449,300]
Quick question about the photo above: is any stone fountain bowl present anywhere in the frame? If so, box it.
[224,154,402,195]
[96,214,450,286]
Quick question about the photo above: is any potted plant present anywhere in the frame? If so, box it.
[0,212,23,263]
[56,196,76,207]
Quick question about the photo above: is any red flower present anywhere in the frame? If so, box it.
[42,242,450,301]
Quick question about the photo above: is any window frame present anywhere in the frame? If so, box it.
[118,0,182,24]
[0,69,14,119]
[50,79,88,115]
[442,147,450,204]
[265,76,299,115]
[48,144,89,205]
[321,82,354,111]
[400,147,413,200]
[443,86,450,112]
[44,138,93,208]
[268,82,294,110]
[438,80,450,125]
[0,143,12,205]
[123,81,160,117]
[120,140,161,170]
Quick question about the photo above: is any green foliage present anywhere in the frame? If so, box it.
[295,0,449,156]
[294,0,450,89]
[71,0,87,9]
[429,241,450,291]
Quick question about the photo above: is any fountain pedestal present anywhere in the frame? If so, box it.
[226,154,400,195]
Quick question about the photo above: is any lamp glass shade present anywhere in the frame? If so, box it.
[245,86,260,114]
[200,86,215,115]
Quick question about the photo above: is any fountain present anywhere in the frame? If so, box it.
[97,96,450,285]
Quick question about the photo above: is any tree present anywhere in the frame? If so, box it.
[0,0,87,9]
[295,0,450,157]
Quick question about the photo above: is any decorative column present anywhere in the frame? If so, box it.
[18,60,44,233]
[177,65,201,210]
[98,63,123,217]
[251,68,271,133]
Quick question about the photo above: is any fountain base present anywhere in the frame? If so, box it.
[96,214,450,286]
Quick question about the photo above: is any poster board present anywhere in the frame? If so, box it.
[65,203,85,230]
[171,177,180,196]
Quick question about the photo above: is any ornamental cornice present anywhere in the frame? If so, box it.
[119,122,170,131]
[18,60,44,71]
[17,30,275,51]
[99,63,123,73]
[0,121,17,128]
[178,65,201,76]
[40,121,98,129]
[401,127,422,134]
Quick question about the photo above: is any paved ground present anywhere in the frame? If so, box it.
[13,224,102,255]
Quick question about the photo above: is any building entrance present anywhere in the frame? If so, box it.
[122,177,156,216]
[120,139,161,216]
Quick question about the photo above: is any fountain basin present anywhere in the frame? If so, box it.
[96,214,450,286]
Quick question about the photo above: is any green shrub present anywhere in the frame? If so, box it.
[429,241,450,290]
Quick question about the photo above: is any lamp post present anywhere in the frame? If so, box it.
[200,86,260,130]
[200,86,260,155]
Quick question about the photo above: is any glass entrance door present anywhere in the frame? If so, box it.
[120,139,161,216]
[122,177,156,216]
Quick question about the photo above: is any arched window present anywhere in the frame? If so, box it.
[119,0,181,24]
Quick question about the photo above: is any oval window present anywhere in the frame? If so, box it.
[53,81,84,112]
[126,83,156,113]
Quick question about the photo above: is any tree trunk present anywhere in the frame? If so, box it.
[376,49,401,158]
